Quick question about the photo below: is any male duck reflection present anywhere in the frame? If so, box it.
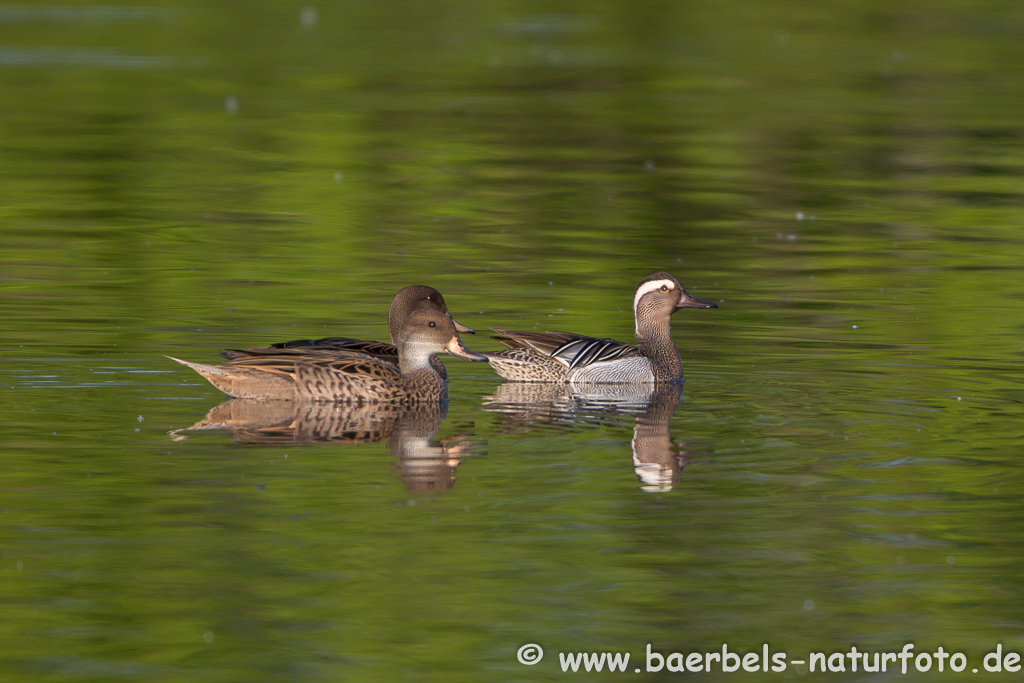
[483,382,697,492]
[483,272,717,383]
[168,308,486,402]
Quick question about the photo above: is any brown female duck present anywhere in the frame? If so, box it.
[220,285,474,380]
[169,309,485,402]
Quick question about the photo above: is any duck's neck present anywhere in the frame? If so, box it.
[398,342,436,375]
[635,313,682,380]
[398,343,446,392]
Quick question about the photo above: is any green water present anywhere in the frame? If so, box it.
[2,1,1024,681]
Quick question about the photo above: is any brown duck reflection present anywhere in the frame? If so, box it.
[170,400,477,492]
[482,382,701,492]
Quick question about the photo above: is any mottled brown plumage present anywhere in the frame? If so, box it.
[169,309,485,402]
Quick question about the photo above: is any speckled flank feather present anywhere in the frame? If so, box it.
[481,347,569,382]
[482,272,717,384]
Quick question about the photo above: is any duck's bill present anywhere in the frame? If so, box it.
[675,292,718,310]
[452,317,475,334]
[445,336,488,361]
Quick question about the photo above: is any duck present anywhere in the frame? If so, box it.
[168,308,486,402]
[482,272,717,384]
[220,285,474,380]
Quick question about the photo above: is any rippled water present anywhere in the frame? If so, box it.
[2,1,1024,681]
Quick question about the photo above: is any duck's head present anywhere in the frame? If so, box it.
[633,272,718,320]
[396,308,487,368]
[387,285,474,344]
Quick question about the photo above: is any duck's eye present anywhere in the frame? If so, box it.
[660,285,669,292]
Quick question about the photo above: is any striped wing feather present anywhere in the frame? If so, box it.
[555,337,640,371]
[490,328,639,371]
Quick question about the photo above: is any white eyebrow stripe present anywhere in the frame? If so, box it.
[633,279,675,312]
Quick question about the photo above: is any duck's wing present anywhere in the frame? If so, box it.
[490,328,640,371]
[490,329,578,356]
[221,337,399,362]
[222,349,401,379]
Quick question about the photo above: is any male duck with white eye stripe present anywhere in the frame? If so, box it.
[482,272,717,384]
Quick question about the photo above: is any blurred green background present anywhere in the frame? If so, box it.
[1,1,1023,681]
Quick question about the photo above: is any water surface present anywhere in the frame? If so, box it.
[2,1,1023,681]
